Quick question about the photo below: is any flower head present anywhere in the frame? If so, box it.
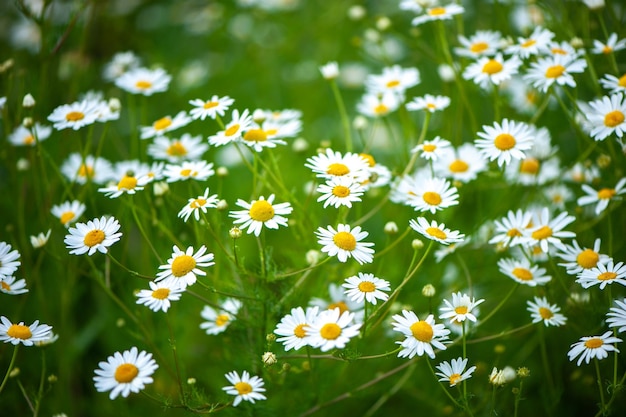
[577,178,626,215]
[576,261,626,290]
[222,371,266,406]
[463,54,522,89]
[51,200,86,228]
[93,347,158,399]
[307,308,362,352]
[47,100,101,131]
[521,207,576,252]
[274,306,320,351]
[439,292,485,323]
[64,216,122,256]
[526,296,567,326]
[315,224,375,264]
[475,119,534,167]
[498,257,551,287]
[584,93,626,141]
[0,242,21,277]
[409,217,465,245]
[435,357,477,387]
[156,245,214,289]
[0,276,29,295]
[200,298,242,335]
[568,331,622,366]
[0,316,52,346]
[607,298,626,333]
[229,194,293,236]
[135,281,184,313]
[342,272,390,305]
[188,95,234,120]
[392,311,450,359]
[114,67,171,96]
[316,177,365,209]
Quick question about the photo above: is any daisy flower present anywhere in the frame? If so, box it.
[342,272,390,305]
[188,95,234,120]
[208,109,253,147]
[356,91,401,118]
[433,143,487,183]
[162,160,215,183]
[435,357,477,387]
[565,161,601,184]
[200,299,242,335]
[178,188,220,222]
[93,347,158,399]
[0,317,52,346]
[556,238,611,275]
[591,33,626,55]
[0,242,21,277]
[488,209,532,248]
[114,67,171,96]
[309,282,365,323]
[391,311,450,359]
[606,298,626,333]
[505,26,555,58]
[98,171,152,199]
[545,41,582,58]
[411,136,452,161]
[576,261,626,289]
[406,94,451,113]
[439,292,485,323]
[405,177,459,213]
[315,223,375,264]
[147,133,209,162]
[240,122,292,152]
[30,229,51,249]
[51,200,86,228]
[411,4,464,26]
[135,281,184,313]
[316,176,365,209]
[365,65,420,96]
[599,73,626,94]
[475,119,534,167]
[305,148,371,182]
[577,177,626,215]
[102,51,141,82]
[64,216,122,256]
[222,370,266,406]
[155,245,214,289]
[307,308,362,352]
[140,111,191,139]
[568,331,622,366]
[47,99,101,131]
[320,61,339,80]
[454,30,502,58]
[229,194,293,236]
[523,54,587,93]
[0,276,28,295]
[522,207,576,252]
[526,296,567,327]
[7,124,52,146]
[274,306,320,351]
[409,217,465,245]
[462,53,522,90]
[584,93,626,141]
[497,257,551,287]
[359,153,392,189]
[543,183,574,209]
[60,153,114,185]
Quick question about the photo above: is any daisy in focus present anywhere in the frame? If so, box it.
[93,347,158,399]
[405,176,459,213]
[0,242,21,277]
[274,306,320,351]
[488,208,532,248]
[556,238,611,275]
[0,276,29,295]
[178,188,220,222]
[411,136,452,161]
[208,109,253,147]
[577,177,626,215]
[474,119,534,167]
[114,66,171,96]
[140,111,191,139]
[156,245,214,289]
[135,281,184,313]
[222,370,266,406]
[591,33,626,55]
[498,257,551,287]
[523,54,587,92]
[315,223,375,264]
[51,200,86,228]
[576,261,626,289]
[305,148,371,182]
[47,99,101,130]
[342,272,390,305]
[568,331,622,366]
[462,53,522,90]
[439,292,485,324]
[392,311,450,359]
[411,4,464,26]
[307,308,362,352]
[522,207,576,252]
[584,93,626,141]
[64,216,122,256]
[606,298,626,333]
[200,298,242,335]
[409,217,465,245]
[0,316,53,346]
[188,95,234,120]
[229,194,293,236]
[435,357,477,387]
[527,296,567,327]
[316,176,365,209]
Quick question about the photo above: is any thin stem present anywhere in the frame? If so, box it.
[165,314,186,405]
[128,195,162,263]
[425,359,464,409]
[477,283,519,327]
[594,358,607,414]
[0,345,19,394]
[329,79,353,152]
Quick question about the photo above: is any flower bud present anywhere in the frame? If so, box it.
[262,352,277,367]
[229,227,242,239]
[23,93,35,108]
[384,221,398,235]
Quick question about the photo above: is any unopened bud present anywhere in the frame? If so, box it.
[376,16,391,31]
[384,221,398,235]
[412,239,424,250]
[22,117,33,128]
[306,249,321,265]
[262,352,277,366]
[216,166,229,177]
[421,284,436,298]
[216,199,228,211]
[229,227,242,239]
[23,93,35,108]
[108,97,121,113]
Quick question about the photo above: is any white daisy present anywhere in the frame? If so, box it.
[51,200,86,228]
[591,33,626,55]
[365,65,421,96]
[229,194,293,236]
[200,299,242,335]
[526,296,567,327]
[30,229,51,249]
[543,183,574,209]
[0,242,21,277]
[411,4,464,26]
[584,93,626,141]
[435,357,477,387]
[98,171,151,199]
[178,188,220,222]
[409,217,465,245]
[497,257,551,287]
[411,136,453,161]
[405,176,459,214]
[433,143,487,183]
[222,370,266,406]
[568,331,622,366]
[391,311,450,359]
[60,153,114,185]
[147,133,209,162]
[135,281,184,313]
[0,317,52,346]
[545,41,582,58]
[454,30,503,58]
[474,119,534,167]
[274,306,320,351]
[564,161,601,184]
[406,94,451,113]
[462,53,522,90]
[359,153,392,189]
[140,111,191,140]
[523,54,587,92]
[556,238,612,275]
[240,121,292,152]
[155,245,214,289]
[356,91,401,118]
[577,177,626,215]
[0,275,28,295]
[439,292,485,323]
[114,67,171,96]
[315,223,375,264]
[305,148,371,182]
[208,109,253,147]
[102,51,141,82]
[316,176,365,209]
[162,160,215,183]
[599,73,626,94]
[64,216,122,256]
[319,61,339,80]
[307,308,362,352]
[7,124,52,146]
[606,298,626,333]
[576,261,626,289]
[93,347,158,399]
[521,207,576,252]
[47,99,101,131]
[342,272,390,305]
[188,95,234,120]
[505,26,555,58]
[488,209,532,248]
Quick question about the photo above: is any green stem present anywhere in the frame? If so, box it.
[425,359,464,410]
[0,345,19,394]
[594,358,607,414]
[329,79,353,152]
[128,195,162,263]
[165,314,186,405]
[477,283,519,327]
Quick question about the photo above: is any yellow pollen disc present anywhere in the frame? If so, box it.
[249,200,275,222]
[602,46,613,54]
[619,74,626,87]
[215,314,230,327]
[60,211,75,225]
[597,188,616,200]
[598,272,617,281]
[410,320,433,342]
[203,101,218,109]
[7,324,32,340]
[512,267,533,281]
[526,91,538,103]
[494,133,516,150]
[153,117,172,131]
[243,129,268,142]
[482,59,503,75]
[449,373,462,386]
[358,281,376,293]
[577,249,599,269]
[167,141,187,157]
[1,282,10,291]
[180,168,192,177]
[135,80,152,89]
[522,39,537,48]
[78,164,94,178]
[190,198,207,209]
[359,153,376,167]
[539,307,553,319]
[423,144,437,152]
[326,163,350,176]
[24,135,35,145]
[545,65,565,79]
[426,103,436,109]
[328,301,348,315]
[454,306,468,315]
[234,381,253,395]
[114,363,139,383]
[265,128,278,135]
[117,175,137,190]
[294,324,307,338]
[333,231,357,251]
[320,323,342,340]
[225,123,240,136]
[374,103,389,115]
[470,42,488,53]
[83,229,105,247]
[584,338,604,349]
[65,111,85,122]
[520,158,540,174]
[551,47,567,55]
[332,185,351,198]
[152,288,170,300]
[604,110,625,127]
[386,80,400,88]
[449,159,469,173]
[507,228,522,237]
[171,255,196,277]
[426,227,447,240]
[531,225,553,240]
[423,191,442,206]
[428,7,446,16]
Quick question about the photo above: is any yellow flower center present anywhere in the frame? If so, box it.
[24,135,35,145]
[234,381,253,395]
[152,288,170,300]
[426,227,447,240]
[522,39,537,48]
[539,307,553,319]
[333,231,357,251]
[328,301,348,315]
[60,211,75,225]
[507,228,522,237]
[619,74,626,87]
[374,103,389,115]
[117,175,137,190]
[423,191,442,206]
[153,117,172,131]
[294,324,307,338]
[597,188,616,200]
[410,320,433,342]
[359,153,375,167]
[180,168,193,177]
[332,185,351,198]
[171,255,196,277]
[428,7,446,16]
[83,230,105,247]
[604,110,625,127]
[526,91,538,104]
[577,249,599,269]
[358,281,376,293]
[249,200,275,222]
[454,306,468,315]
[449,159,469,173]
[320,322,342,340]
[203,101,219,109]
[584,338,604,349]
[520,158,540,174]
[7,324,32,340]
[225,123,240,137]
[190,198,207,209]
[598,272,617,281]
[470,42,488,53]
[512,267,533,281]
[422,144,437,152]
[482,59,503,75]
[602,45,613,54]
[386,80,400,88]
[1,282,10,291]
[531,225,553,240]
[135,80,152,89]
[243,129,268,142]
[167,141,187,157]
[78,164,94,178]
[449,373,462,386]
[326,163,350,176]
[545,65,565,79]
[114,363,139,383]
[215,314,230,326]
[65,111,85,122]
[551,47,567,55]
[494,133,516,150]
